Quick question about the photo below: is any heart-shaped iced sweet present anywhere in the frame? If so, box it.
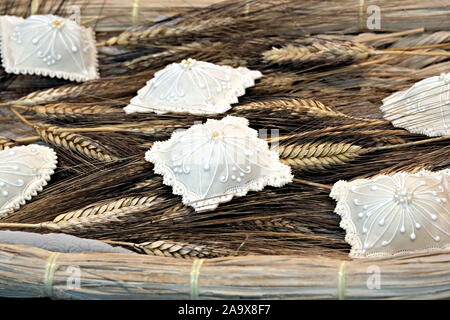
[145,116,292,212]
[124,58,262,115]
[0,144,57,218]
[330,170,450,258]
[0,14,98,82]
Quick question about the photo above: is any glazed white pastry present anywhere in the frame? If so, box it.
[124,58,262,115]
[145,116,292,212]
[0,145,57,218]
[381,73,450,137]
[330,170,450,258]
[0,14,99,82]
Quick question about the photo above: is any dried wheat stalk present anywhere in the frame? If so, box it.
[276,142,363,170]
[235,98,371,122]
[11,81,114,106]
[0,136,15,150]
[251,72,300,94]
[123,42,223,70]
[131,178,157,190]
[113,239,238,259]
[32,103,122,119]
[230,217,311,233]
[263,40,372,67]
[36,124,118,162]
[52,196,159,223]
[42,204,153,233]
[103,17,235,46]
[370,134,409,146]
[21,196,192,236]
[124,50,186,70]
[8,71,149,106]
[274,120,390,141]
[0,204,151,234]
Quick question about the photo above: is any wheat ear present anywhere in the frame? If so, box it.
[53,196,191,229]
[9,81,115,106]
[276,142,363,170]
[267,40,450,63]
[0,196,187,233]
[0,204,149,233]
[53,196,158,223]
[105,240,237,259]
[32,104,122,119]
[235,98,374,122]
[231,217,311,233]
[263,40,371,66]
[36,124,118,162]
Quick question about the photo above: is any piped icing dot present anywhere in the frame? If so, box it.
[393,188,413,206]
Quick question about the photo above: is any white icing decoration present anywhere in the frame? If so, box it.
[0,14,99,82]
[145,116,292,212]
[380,73,450,137]
[330,169,450,258]
[124,58,262,115]
[0,145,58,219]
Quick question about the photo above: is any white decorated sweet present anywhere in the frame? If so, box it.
[145,116,292,212]
[330,170,450,258]
[124,58,262,115]
[0,14,98,82]
[0,145,57,218]
[380,73,450,137]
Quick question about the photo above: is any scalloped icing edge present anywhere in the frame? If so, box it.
[380,75,450,137]
[0,144,58,219]
[381,88,449,137]
[145,116,293,212]
[124,64,262,115]
[0,15,99,83]
[330,169,450,259]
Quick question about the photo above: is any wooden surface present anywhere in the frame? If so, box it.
[1,0,224,31]
[78,0,224,31]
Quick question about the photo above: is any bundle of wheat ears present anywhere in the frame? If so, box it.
[0,0,449,298]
